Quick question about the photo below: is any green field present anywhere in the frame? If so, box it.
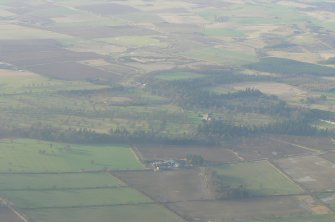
[183,47,258,65]
[0,139,143,172]
[213,160,303,196]
[199,3,311,25]
[0,23,72,40]
[24,205,185,222]
[0,72,105,95]
[2,188,151,208]
[203,28,246,37]
[97,36,163,47]
[155,71,205,81]
[231,215,335,222]
[318,192,335,211]
[0,173,123,190]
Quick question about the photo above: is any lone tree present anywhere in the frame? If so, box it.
[186,154,204,166]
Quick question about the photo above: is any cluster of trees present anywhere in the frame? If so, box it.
[186,154,204,166]
[4,126,202,145]
[148,75,294,117]
[205,169,250,200]
[198,118,328,144]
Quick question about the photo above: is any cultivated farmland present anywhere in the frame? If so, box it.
[0,139,143,173]
[1,0,335,221]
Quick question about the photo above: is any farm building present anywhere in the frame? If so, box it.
[151,160,180,171]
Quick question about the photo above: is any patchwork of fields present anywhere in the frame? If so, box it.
[0,139,185,222]
[1,0,335,221]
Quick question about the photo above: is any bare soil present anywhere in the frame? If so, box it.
[0,39,100,67]
[225,136,314,161]
[275,155,335,192]
[29,62,117,81]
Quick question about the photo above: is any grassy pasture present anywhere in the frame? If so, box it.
[199,3,312,25]
[231,214,335,222]
[0,23,72,40]
[0,173,123,190]
[183,47,258,65]
[318,192,335,211]
[203,28,246,37]
[51,14,125,27]
[213,160,303,196]
[0,69,105,94]
[2,188,151,208]
[113,169,212,202]
[168,196,319,222]
[96,36,163,47]
[155,71,205,81]
[24,204,185,222]
[0,139,143,173]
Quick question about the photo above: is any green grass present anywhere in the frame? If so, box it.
[246,57,335,76]
[96,36,164,47]
[0,24,73,40]
[230,214,335,222]
[0,139,143,173]
[183,47,258,65]
[2,188,151,208]
[203,28,246,37]
[0,73,105,95]
[213,160,303,196]
[155,71,205,81]
[318,192,335,210]
[209,86,236,95]
[24,205,185,222]
[199,3,313,25]
[0,173,123,190]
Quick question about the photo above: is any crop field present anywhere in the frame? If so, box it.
[182,47,258,66]
[0,69,105,94]
[230,82,306,99]
[0,139,143,172]
[232,215,335,222]
[1,0,335,221]
[203,28,246,38]
[96,36,163,48]
[225,136,314,161]
[113,169,212,202]
[24,205,185,222]
[167,196,324,222]
[275,155,335,192]
[0,173,123,190]
[274,136,335,152]
[0,172,185,222]
[318,192,335,211]
[0,23,72,40]
[0,206,24,222]
[155,71,205,81]
[212,160,303,196]
[2,188,151,209]
[136,144,240,163]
